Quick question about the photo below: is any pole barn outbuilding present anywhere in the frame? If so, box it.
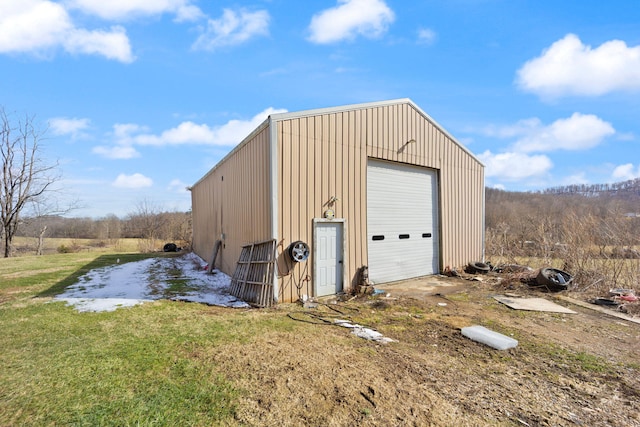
[191,99,484,304]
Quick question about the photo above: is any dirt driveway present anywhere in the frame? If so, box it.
[201,273,640,426]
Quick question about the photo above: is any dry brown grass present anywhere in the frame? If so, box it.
[184,288,640,426]
[11,237,149,255]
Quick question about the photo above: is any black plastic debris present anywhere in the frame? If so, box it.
[163,243,179,252]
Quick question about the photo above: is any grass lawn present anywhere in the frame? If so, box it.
[2,249,639,426]
[0,251,295,426]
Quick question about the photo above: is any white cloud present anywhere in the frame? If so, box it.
[49,117,90,137]
[480,118,541,139]
[308,0,395,44]
[65,26,133,62]
[167,179,189,193]
[612,163,640,181]
[517,34,640,97]
[417,28,436,45]
[114,123,149,138]
[0,1,70,52]
[0,0,134,62]
[478,150,552,180]
[93,145,140,159]
[92,123,146,159]
[66,0,203,22]
[514,113,614,152]
[116,107,287,147]
[192,8,270,51]
[112,173,153,188]
[481,113,615,153]
[93,108,287,160]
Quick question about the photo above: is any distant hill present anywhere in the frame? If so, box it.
[485,179,640,232]
[537,178,640,199]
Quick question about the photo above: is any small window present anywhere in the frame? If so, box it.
[422,233,432,238]
[372,235,385,241]
[399,234,410,239]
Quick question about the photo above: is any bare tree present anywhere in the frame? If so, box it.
[126,200,170,252]
[1,108,59,257]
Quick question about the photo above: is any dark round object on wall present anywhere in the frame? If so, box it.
[288,241,310,262]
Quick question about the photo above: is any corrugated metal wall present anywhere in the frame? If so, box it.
[276,102,484,302]
[191,125,272,274]
[191,100,484,304]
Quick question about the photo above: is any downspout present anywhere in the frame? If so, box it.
[269,116,279,302]
[482,170,486,262]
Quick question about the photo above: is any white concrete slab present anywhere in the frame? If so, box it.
[494,296,577,314]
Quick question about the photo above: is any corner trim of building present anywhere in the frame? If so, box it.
[269,116,279,302]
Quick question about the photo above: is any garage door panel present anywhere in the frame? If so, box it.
[367,160,439,284]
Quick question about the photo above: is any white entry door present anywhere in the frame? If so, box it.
[314,220,344,297]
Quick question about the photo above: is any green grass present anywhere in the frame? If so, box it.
[523,342,614,375]
[1,302,241,426]
[0,251,297,426]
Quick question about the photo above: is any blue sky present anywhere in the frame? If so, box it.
[1,0,639,218]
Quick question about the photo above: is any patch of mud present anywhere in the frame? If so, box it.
[189,283,640,426]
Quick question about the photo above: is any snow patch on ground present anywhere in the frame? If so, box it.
[54,252,249,312]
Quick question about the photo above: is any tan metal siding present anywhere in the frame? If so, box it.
[276,102,483,301]
[191,127,272,276]
[192,100,483,304]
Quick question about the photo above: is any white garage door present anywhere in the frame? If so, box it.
[366,159,439,284]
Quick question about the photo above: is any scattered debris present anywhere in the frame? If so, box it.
[303,301,319,309]
[593,298,619,307]
[609,288,638,302]
[443,266,460,277]
[466,261,491,274]
[492,264,533,274]
[334,319,396,344]
[609,288,634,297]
[461,325,518,350]
[533,267,573,291]
[493,295,576,314]
[354,265,376,295]
[556,296,640,325]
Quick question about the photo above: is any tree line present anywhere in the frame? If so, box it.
[17,210,192,242]
[538,178,640,198]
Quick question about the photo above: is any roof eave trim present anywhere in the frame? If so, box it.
[268,98,412,122]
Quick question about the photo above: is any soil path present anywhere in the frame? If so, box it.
[197,274,640,426]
